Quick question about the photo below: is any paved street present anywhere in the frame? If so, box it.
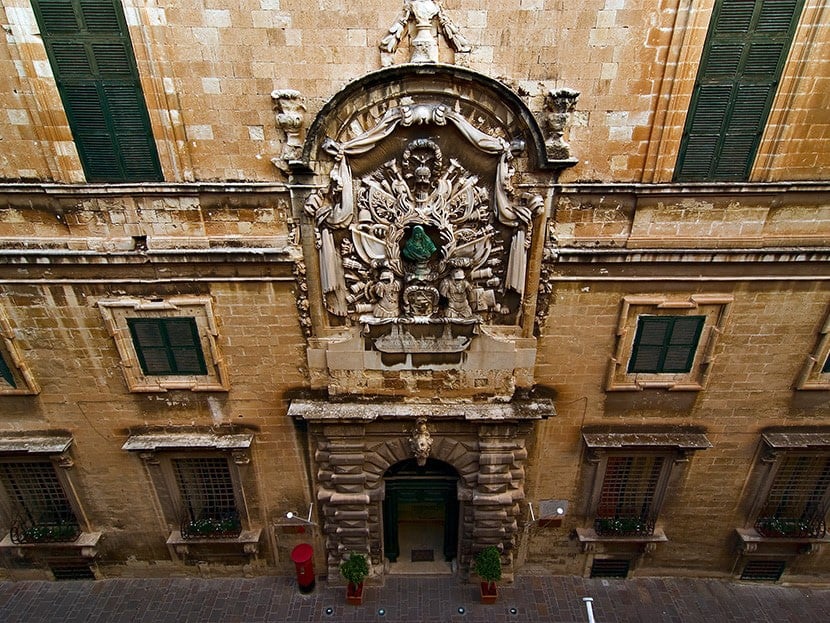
[1,574,829,622]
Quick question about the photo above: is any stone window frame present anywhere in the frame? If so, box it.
[0,435,101,558]
[122,432,261,556]
[606,295,733,391]
[737,432,830,554]
[99,296,229,393]
[795,307,830,390]
[0,307,40,396]
[576,431,712,550]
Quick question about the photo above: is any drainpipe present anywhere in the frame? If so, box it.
[583,597,596,623]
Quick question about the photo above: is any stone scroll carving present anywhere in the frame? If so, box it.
[379,1,471,66]
[304,101,543,353]
[305,102,542,324]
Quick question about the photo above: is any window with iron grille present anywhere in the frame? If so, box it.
[628,316,705,374]
[675,0,806,181]
[30,0,162,182]
[754,454,830,539]
[594,456,665,536]
[127,318,207,376]
[0,461,80,544]
[173,457,241,540]
[741,559,786,581]
[590,558,631,578]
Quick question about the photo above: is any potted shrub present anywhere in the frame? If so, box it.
[474,546,502,604]
[339,552,369,605]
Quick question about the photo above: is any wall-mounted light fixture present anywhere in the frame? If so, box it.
[285,503,315,524]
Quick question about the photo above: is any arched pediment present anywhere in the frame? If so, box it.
[302,64,556,172]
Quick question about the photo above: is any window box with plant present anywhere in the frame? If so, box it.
[340,552,369,605]
[10,515,81,544]
[180,511,242,540]
[474,546,502,604]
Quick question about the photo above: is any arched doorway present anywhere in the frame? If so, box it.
[383,458,459,568]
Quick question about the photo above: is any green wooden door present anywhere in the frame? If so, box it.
[383,459,460,563]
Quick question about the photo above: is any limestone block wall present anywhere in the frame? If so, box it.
[0,1,827,184]
[528,268,830,580]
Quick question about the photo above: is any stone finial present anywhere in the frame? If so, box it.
[543,88,580,160]
[379,1,471,67]
[409,418,433,466]
[271,89,306,172]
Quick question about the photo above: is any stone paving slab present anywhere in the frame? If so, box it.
[1,575,829,623]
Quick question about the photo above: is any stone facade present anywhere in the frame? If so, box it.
[0,0,828,586]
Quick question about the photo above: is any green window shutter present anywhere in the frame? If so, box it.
[127,318,208,376]
[675,0,805,181]
[628,316,706,374]
[31,0,163,182]
[0,352,17,388]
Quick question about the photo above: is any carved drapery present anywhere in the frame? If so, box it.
[305,101,543,331]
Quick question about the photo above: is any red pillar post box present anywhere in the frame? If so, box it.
[290,543,315,593]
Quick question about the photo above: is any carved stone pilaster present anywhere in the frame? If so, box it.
[315,439,372,577]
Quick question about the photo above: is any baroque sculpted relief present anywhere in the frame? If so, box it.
[304,100,543,353]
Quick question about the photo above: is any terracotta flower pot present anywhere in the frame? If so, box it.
[346,581,364,605]
[480,581,498,604]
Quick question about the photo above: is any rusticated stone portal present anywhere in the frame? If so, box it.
[289,401,550,580]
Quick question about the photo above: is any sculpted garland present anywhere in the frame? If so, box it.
[305,101,543,338]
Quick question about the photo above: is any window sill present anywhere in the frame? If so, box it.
[0,531,101,558]
[576,527,668,553]
[167,528,262,556]
[736,527,830,555]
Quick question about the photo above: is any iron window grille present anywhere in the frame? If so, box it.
[173,457,242,540]
[594,455,664,537]
[740,559,786,582]
[0,461,81,544]
[754,454,830,539]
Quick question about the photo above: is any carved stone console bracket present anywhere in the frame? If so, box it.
[544,88,580,161]
[271,89,307,173]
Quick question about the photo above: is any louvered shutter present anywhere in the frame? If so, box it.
[0,352,17,388]
[663,316,706,372]
[629,316,705,373]
[675,0,805,181]
[31,0,162,182]
[127,318,207,376]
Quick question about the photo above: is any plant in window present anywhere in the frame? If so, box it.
[181,511,242,540]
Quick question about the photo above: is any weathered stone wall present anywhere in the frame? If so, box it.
[528,232,830,580]
[0,1,827,183]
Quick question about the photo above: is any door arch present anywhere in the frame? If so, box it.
[383,458,459,563]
